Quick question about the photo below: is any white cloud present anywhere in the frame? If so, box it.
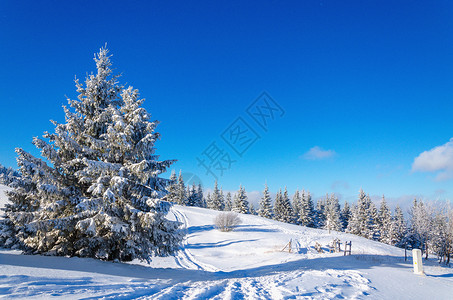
[303,146,336,160]
[412,138,453,181]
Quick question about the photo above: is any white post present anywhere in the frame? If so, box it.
[412,249,424,275]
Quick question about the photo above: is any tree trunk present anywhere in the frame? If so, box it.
[447,246,451,265]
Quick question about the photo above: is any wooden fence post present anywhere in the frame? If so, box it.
[344,241,352,256]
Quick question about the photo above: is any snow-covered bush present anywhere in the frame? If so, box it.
[214,212,241,232]
[0,47,183,262]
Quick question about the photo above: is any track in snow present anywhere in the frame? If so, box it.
[0,266,372,299]
[171,208,219,272]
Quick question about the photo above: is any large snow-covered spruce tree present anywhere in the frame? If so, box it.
[1,48,183,262]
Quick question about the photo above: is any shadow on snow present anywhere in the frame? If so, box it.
[0,251,416,283]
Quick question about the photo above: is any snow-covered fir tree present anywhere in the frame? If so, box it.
[186,183,199,207]
[347,189,375,238]
[209,181,224,211]
[175,171,186,205]
[377,196,392,244]
[340,200,352,230]
[185,186,191,205]
[292,190,302,224]
[283,188,295,223]
[389,205,406,247]
[314,197,327,228]
[258,184,273,219]
[249,202,257,215]
[224,192,232,211]
[324,194,342,232]
[0,48,183,262]
[273,189,283,221]
[233,185,249,214]
[219,188,225,210]
[197,184,205,208]
[368,201,380,240]
[166,170,178,203]
[273,187,294,223]
[205,192,212,209]
[299,190,315,227]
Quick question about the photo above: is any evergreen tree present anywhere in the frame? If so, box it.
[273,189,284,222]
[205,192,212,209]
[258,184,273,219]
[233,185,249,214]
[186,183,199,207]
[299,190,315,227]
[283,187,295,223]
[292,190,302,224]
[166,170,178,203]
[176,171,186,205]
[378,196,392,244]
[224,192,233,211]
[210,181,224,211]
[324,194,342,232]
[249,202,257,215]
[314,197,327,228]
[347,189,375,238]
[185,186,191,205]
[367,201,380,240]
[390,205,406,247]
[0,48,183,262]
[219,188,225,210]
[273,187,294,223]
[196,184,204,208]
[340,200,352,230]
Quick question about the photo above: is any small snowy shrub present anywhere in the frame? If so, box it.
[215,212,241,232]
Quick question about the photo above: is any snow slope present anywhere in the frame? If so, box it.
[1,186,452,299]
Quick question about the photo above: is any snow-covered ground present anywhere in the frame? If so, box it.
[1,186,452,299]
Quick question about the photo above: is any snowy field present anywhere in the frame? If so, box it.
[1,186,452,299]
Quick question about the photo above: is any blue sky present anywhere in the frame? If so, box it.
[1,1,452,205]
